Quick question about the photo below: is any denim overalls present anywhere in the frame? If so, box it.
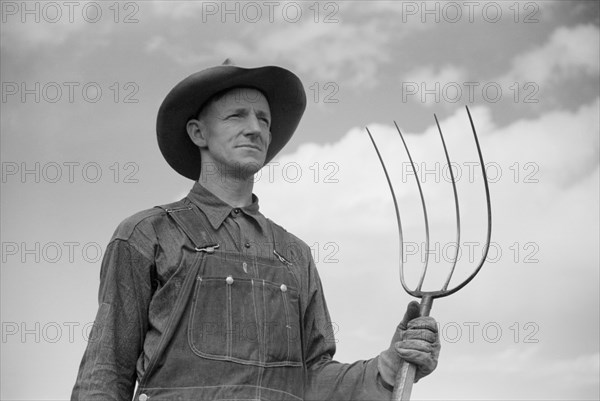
[134,199,305,400]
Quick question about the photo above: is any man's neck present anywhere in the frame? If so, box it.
[197,164,254,208]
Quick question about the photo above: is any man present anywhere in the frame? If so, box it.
[72,61,440,400]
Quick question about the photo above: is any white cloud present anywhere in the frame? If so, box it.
[259,97,599,250]
[401,64,469,107]
[147,1,204,20]
[1,15,83,48]
[257,20,391,87]
[396,24,599,110]
[144,35,215,66]
[493,98,599,187]
[0,1,118,49]
[143,4,393,87]
[255,98,599,398]
[501,24,600,86]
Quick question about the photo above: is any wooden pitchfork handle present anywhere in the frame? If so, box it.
[392,296,433,401]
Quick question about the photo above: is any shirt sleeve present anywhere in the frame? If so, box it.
[71,237,154,401]
[303,257,392,400]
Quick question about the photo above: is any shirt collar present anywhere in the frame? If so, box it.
[187,181,268,232]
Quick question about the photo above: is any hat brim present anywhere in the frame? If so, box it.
[157,65,306,180]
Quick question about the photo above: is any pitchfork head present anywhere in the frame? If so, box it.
[366,106,492,310]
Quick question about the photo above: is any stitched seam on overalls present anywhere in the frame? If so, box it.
[226,278,232,359]
[281,289,291,362]
[252,277,263,400]
[140,384,303,401]
[262,279,267,365]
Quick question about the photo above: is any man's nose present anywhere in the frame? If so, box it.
[242,113,262,136]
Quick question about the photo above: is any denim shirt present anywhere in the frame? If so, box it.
[71,182,391,400]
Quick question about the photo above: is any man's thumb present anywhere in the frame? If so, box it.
[399,300,421,328]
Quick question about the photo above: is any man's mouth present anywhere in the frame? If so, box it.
[237,144,263,151]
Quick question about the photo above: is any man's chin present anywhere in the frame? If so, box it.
[225,160,266,180]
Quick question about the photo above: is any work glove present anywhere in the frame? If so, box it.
[378,301,441,387]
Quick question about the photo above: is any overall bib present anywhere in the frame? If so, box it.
[134,199,306,401]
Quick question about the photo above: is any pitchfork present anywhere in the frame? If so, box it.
[366,106,492,400]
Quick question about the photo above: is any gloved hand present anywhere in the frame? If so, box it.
[378,301,441,387]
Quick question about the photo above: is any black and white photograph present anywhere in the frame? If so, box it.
[1,1,599,399]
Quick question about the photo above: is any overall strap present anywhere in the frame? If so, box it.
[155,198,219,252]
[140,198,218,388]
[267,218,294,266]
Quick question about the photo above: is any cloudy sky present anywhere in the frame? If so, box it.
[1,1,599,399]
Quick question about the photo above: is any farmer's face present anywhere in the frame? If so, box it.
[188,87,272,179]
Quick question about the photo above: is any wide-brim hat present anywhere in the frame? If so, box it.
[157,60,306,180]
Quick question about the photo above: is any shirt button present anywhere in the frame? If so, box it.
[139,394,148,401]
[280,284,287,292]
[233,208,240,214]
[226,276,234,285]
[244,242,251,248]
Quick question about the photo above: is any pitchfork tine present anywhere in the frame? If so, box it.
[442,105,493,295]
[393,121,430,292]
[365,126,406,284]
[433,114,462,291]
[367,106,491,298]
[366,126,424,295]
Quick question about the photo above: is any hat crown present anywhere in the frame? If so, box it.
[157,62,306,180]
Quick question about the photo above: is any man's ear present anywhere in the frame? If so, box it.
[186,119,208,148]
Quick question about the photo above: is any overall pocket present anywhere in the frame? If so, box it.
[262,280,302,366]
[188,275,302,366]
